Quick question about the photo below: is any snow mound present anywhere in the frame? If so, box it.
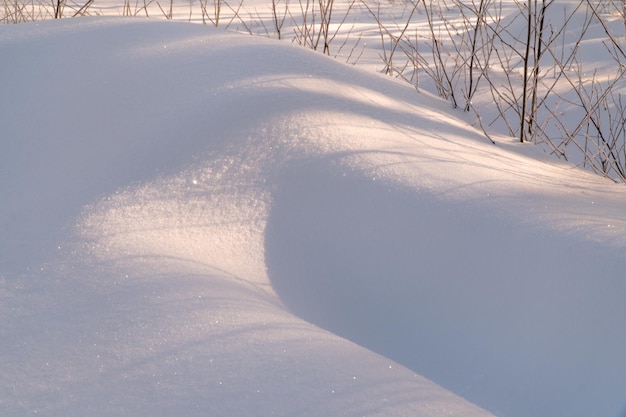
[1,18,625,417]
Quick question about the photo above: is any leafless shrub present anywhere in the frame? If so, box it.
[2,0,47,22]
[156,0,172,19]
[361,1,418,78]
[198,0,220,24]
[290,0,356,55]
[271,0,288,39]
[367,0,626,180]
[121,0,152,17]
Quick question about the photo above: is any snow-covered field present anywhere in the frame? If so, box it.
[1,5,626,417]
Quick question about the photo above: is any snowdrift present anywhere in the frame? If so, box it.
[1,18,625,417]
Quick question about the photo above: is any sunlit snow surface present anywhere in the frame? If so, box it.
[1,18,626,417]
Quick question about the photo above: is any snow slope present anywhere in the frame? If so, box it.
[1,17,625,417]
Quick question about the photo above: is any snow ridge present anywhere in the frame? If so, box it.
[1,18,625,417]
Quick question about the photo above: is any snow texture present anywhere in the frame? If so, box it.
[1,17,625,417]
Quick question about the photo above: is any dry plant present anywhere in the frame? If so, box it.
[290,0,356,55]
[2,0,94,20]
[121,0,152,17]
[367,0,626,180]
[198,0,220,24]
[2,0,49,22]
[361,0,420,79]
[271,0,288,39]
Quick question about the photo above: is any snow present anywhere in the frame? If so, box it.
[1,14,626,417]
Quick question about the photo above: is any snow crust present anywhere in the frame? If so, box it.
[1,17,625,417]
